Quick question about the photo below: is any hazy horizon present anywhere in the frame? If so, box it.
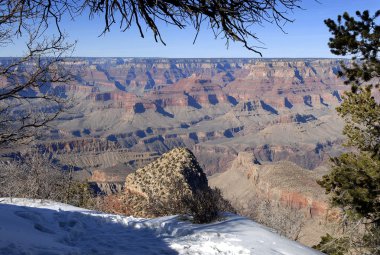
[0,56,349,59]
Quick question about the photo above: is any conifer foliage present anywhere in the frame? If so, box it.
[317,10,380,255]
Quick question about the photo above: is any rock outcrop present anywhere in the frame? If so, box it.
[122,147,209,216]
[90,181,124,195]
[125,147,208,199]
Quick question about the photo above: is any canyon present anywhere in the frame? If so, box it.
[209,152,340,245]
[18,57,347,183]
[1,57,349,246]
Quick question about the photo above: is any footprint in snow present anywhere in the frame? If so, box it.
[34,223,55,234]
[59,220,78,230]
[14,210,41,222]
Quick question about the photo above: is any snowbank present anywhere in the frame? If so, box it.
[0,198,324,255]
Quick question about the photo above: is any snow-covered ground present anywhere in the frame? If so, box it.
[0,198,324,255]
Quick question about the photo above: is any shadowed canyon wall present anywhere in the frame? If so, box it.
[1,58,347,182]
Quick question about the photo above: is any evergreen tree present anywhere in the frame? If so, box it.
[317,10,380,255]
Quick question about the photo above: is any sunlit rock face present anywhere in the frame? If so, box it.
[209,151,341,246]
[124,147,208,200]
[122,147,209,217]
[1,58,347,179]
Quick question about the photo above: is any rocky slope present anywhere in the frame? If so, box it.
[209,151,340,246]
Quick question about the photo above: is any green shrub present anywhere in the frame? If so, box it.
[63,181,95,208]
[313,234,349,255]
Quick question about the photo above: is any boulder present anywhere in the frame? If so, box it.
[122,147,209,216]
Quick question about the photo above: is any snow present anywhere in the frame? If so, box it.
[0,198,324,255]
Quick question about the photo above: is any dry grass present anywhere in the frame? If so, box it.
[0,152,94,208]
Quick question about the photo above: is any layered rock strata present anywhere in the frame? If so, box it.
[209,152,340,245]
[2,58,347,178]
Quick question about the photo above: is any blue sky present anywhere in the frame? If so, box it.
[3,0,380,58]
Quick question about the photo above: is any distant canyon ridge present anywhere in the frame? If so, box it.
[6,58,348,182]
